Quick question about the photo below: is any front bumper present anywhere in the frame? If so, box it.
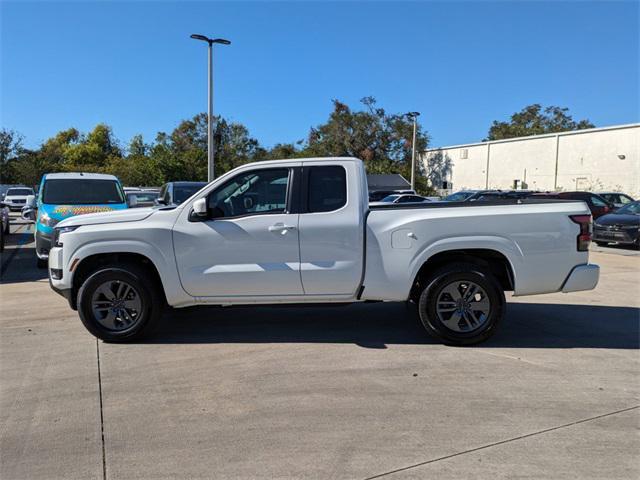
[561,264,599,293]
[593,227,639,245]
[48,246,76,309]
[35,230,52,259]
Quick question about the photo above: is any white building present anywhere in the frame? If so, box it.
[422,123,640,197]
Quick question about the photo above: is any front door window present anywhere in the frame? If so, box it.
[208,169,289,218]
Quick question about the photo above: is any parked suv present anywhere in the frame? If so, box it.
[27,173,129,267]
[157,182,207,206]
[3,187,35,211]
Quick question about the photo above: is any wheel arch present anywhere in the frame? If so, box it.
[410,248,516,302]
[70,252,167,310]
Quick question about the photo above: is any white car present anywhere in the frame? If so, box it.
[369,193,431,206]
[3,187,35,212]
[48,157,599,345]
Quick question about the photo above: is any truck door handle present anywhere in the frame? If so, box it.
[268,223,296,234]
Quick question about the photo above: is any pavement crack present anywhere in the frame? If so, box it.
[362,405,640,479]
[96,339,107,480]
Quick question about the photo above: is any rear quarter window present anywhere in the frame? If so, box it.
[307,166,347,213]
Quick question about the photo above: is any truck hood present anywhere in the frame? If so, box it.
[57,207,156,227]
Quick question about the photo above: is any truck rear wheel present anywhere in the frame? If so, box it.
[77,264,162,342]
[416,262,504,345]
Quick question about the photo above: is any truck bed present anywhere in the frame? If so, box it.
[363,199,591,301]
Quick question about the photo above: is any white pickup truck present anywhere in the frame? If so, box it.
[48,157,599,345]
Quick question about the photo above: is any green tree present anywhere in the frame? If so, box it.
[486,104,595,140]
[301,97,433,194]
[108,135,164,186]
[265,143,302,160]
[63,124,121,172]
[0,128,24,183]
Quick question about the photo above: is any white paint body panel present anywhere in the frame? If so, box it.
[49,157,598,308]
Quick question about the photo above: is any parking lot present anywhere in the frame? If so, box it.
[1,213,638,480]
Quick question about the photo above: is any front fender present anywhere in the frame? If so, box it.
[68,240,192,307]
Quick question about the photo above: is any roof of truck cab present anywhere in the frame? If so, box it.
[241,156,362,169]
[44,172,120,181]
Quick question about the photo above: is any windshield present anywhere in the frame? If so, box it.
[444,191,474,202]
[380,195,400,203]
[174,184,206,204]
[7,188,33,196]
[602,193,633,205]
[616,202,640,215]
[42,179,125,205]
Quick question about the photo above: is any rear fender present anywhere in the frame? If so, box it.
[409,236,523,291]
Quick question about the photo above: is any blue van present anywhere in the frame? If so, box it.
[34,173,128,267]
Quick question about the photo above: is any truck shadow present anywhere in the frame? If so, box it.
[150,302,639,349]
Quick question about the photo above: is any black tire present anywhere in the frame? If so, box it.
[77,264,162,342]
[36,257,47,269]
[595,241,609,247]
[416,262,505,346]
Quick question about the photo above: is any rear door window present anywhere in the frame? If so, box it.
[591,195,607,207]
[307,166,347,213]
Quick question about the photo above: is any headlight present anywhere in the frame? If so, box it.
[53,226,79,247]
[39,212,60,228]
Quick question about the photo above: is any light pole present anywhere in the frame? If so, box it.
[406,112,420,191]
[190,34,231,182]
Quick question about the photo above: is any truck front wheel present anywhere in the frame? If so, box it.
[416,263,505,345]
[77,265,162,342]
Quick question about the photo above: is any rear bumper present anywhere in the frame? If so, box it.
[561,264,599,293]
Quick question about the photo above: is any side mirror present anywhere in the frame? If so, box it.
[243,196,254,210]
[21,207,36,222]
[189,198,208,222]
[127,195,138,208]
[25,195,36,208]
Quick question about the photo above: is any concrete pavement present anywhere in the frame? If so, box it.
[1,214,638,479]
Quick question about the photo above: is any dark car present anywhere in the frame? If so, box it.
[467,190,537,202]
[598,192,635,209]
[592,201,640,248]
[157,181,207,206]
[531,191,615,219]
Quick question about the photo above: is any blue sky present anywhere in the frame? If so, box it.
[1,1,638,150]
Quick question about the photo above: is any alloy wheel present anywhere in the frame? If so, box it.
[91,280,143,331]
[435,280,491,333]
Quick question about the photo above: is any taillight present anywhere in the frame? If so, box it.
[570,214,592,251]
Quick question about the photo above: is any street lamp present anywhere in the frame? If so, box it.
[405,112,420,191]
[190,34,231,182]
